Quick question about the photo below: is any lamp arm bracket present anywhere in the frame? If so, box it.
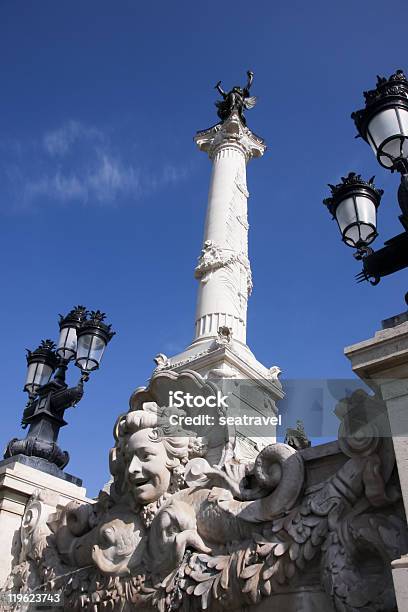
[354,246,374,261]
[50,382,85,414]
[398,174,408,226]
[21,398,37,428]
[356,231,408,284]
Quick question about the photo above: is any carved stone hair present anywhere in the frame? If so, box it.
[109,404,207,494]
[123,407,195,468]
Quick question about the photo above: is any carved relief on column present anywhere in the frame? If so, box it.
[194,240,252,295]
[194,237,252,342]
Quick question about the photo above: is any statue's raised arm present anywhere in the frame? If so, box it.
[214,80,227,98]
[214,70,257,125]
[245,69,254,94]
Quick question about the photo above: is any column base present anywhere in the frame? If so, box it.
[195,313,246,344]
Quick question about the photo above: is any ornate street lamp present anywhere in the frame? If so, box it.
[24,339,59,397]
[76,310,115,373]
[324,69,408,286]
[4,306,115,473]
[323,173,382,250]
[351,70,408,171]
[56,305,87,361]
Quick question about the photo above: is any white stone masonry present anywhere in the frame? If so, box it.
[193,112,266,345]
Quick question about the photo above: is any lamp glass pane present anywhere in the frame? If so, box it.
[335,195,376,247]
[25,362,38,392]
[367,131,377,154]
[380,138,403,167]
[355,196,376,227]
[379,152,398,168]
[359,223,376,243]
[397,108,408,135]
[57,326,77,359]
[344,225,360,247]
[335,197,357,233]
[25,362,53,393]
[76,333,106,371]
[368,108,401,148]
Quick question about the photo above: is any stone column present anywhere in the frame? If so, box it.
[151,111,280,462]
[193,111,266,345]
[345,318,408,611]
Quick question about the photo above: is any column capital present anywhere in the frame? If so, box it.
[194,112,266,161]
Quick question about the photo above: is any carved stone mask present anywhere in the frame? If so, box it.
[125,428,171,505]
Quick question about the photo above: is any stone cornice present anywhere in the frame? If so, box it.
[0,460,89,507]
[194,112,266,161]
[163,344,284,402]
[344,320,408,379]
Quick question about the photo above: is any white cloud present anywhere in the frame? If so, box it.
[161,163,189,184]
[1,120,191,211]
[87,152,142,202]
[23,151,143,205]
[25,172,87,203]
[43,120,103,156]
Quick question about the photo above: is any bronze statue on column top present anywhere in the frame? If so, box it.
[214,70,257,125]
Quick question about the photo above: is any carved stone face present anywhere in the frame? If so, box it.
[125,428,171,505]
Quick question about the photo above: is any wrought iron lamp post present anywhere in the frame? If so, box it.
[4,306,115,472]
[324,69,408,287]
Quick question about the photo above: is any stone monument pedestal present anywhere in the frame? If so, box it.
[153,338,283,461]
[345,316,408,612]
[0,455,88,588]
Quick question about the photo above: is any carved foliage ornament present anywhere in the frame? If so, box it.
[195,240,253,296]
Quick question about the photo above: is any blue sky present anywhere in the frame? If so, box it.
[1,0,407,496]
